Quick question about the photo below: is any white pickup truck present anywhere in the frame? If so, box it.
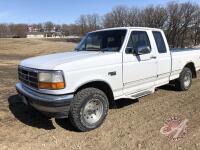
[16,27,200,131]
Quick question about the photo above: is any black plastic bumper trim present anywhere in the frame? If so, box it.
[16,83,73,107]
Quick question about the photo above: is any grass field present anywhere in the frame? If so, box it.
[0,38,200,150]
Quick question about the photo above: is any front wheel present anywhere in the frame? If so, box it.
[69,88,109,132]
[175,67,192,91]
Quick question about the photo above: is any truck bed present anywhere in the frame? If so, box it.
[170,48,200,80]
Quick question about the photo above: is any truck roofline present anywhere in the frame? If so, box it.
[89,27,163,33]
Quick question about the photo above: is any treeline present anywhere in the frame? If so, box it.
[0,1,200,48]
[0,24,28,38]
[79,2,200,48]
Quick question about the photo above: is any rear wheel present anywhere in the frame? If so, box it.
[69,88,109,132]
[175,67,192,91]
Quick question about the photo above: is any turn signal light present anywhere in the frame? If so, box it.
[38,82,65,90]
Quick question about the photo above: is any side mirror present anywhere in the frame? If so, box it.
[126,47,135,54]
[135,46,151,55]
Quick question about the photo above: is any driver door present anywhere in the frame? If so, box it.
[123,30,157,95]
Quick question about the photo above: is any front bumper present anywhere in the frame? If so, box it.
[16,83,74,118]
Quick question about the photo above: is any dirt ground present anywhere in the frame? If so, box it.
[0,38,200,150]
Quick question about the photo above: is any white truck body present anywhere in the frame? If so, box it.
[19,27,200,99]
[16,27,200,131]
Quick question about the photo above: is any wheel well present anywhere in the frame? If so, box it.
[75,81,115,107]
[185,62,197,78]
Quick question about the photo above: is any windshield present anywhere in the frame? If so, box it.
[75,29,127,52]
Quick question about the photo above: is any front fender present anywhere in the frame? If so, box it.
[65,68,123,98]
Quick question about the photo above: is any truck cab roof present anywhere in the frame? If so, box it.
[90,27,163,33]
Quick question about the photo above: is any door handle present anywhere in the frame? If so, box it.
[150,56,157,59]
[108,71,116,76]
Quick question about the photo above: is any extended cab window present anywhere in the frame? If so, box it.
[153,31,167,53]
[126,31,151,54]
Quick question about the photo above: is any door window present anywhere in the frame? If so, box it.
[126,31,151,54]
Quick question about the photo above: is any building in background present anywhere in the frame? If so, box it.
[27,32,45,38]
[27,25,64,38]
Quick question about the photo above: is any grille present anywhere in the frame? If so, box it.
[18,66,38,89]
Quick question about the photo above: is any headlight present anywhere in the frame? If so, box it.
[38,71,65,90]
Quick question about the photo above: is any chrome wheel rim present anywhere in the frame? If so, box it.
[184,72,191,88]
[82,99,104,124]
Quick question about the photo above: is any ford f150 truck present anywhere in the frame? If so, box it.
[16,27,200,131]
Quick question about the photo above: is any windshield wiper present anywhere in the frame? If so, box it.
[75,48,99,52]
[75,48,81,51]
[75,48,112,52]
[101,48,115,52]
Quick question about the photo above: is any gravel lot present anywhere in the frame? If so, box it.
[0,38,199,150]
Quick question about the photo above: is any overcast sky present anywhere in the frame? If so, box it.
[0,0,199,24]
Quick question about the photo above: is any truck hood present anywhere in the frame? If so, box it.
[20,51,121,70]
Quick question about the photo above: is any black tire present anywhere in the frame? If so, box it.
[175,67,192,91]
[69,88,109,132]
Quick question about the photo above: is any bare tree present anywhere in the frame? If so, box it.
[61,24,69,36]
[37,23,44,32]
[193,9,200,45]
[165,2,198,47]
[86,14,101,31]
[8,24,28,38]
[103,6,129,28]
[44,21,54,32]
[139,5,167,28]
[126,7,140,26]
[77,15,88,35]
[165,2,183,47]
[178,2,198,47]
[0,24,10,38]
[61,24,80,36]
[103,13,115,28]
[77,14,101,35]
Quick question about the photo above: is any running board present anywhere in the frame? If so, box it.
[128,90,153,99]
[114,88,155,100]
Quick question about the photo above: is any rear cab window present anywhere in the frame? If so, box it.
[153,31,167,53]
